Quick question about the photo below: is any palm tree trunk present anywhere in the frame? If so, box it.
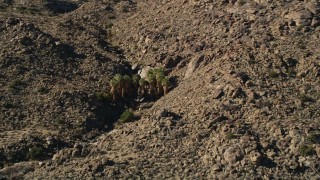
[111,86,117,100]
[163,86,168,95]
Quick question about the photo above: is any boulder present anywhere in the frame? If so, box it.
[138,66,152,79]
[184,55,204,79]
[223,147,244,164]
[286,10,313,26]
[305,2,320,15]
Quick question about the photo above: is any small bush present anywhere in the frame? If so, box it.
[95,92,111,101]
[119,111,134,123]
[299,94,314,103]
[0,5,7,11]
[8,79,23,91]
[268,70,278,78]
[237,0,246,6]
[15,6,27,12]
[225,132,235,140]
[297,25,304,31]
[3,102,14,109]
[306,133,320,144]
[55,119,65,127]
[38,87,49,94]
[27,146,43,160]
[108,14,116,19]
[287,68,296,77]
[298,144,315,156]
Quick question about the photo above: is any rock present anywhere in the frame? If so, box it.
[311,17,320,27]
[52,150,70,165]
[289,160,299,170]
[0,161,36,178]
[305,2,320,15]
[138,66,153,79]
[72,149,81,157]
[249,152,263,166]
[315,145,320,158]
[253,0,271,5]
[101,158,115,166]
[6,17,20,27]
[38,162,45,167]
[212,89,223,99]
[162,55,183,68]
[266,150,276,159]
[223,147,243,165]
[231,87,245,98]
[286,10,313,26]
[245,80,254,87]
[184,55,204,79]
[212,163,222,172]
[156,108,168,119]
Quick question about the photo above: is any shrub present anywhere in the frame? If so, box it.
[225,132,235,140]
[119,111,134,123]
[108,14,116,19]
[237,0,246,6]
[298,144,315,156]
[95,92,111,101]
[161,77,170,95]
[27,146,43,160]
[306,133,320,144]
[287,68,296,77]
[268,70,278,78]
[0,4,7,11]
[38,87,49,94]
[297,25,304,31]
[299,94,314,103]
[8,79,23,91]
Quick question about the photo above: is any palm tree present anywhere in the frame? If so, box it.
[154,68,165,96]
[122,75,131,98]
[132,74,141,96]
[132,74,141,87]
[139,78,148,96]
[109,79,119,101]
[114,74,123,98]
[161,77,170,95]
[147,70,156,97]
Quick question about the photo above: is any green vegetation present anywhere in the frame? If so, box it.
[95,92,111,101]
[55,118,65,126]
[306,133,320,144]
[15,5,42,15]
[237,0,246,6]
[132,74,141,88]
[268,70,278,78]
[108,68,171,124]
[3,102,13,109]
[225,132,236,140]
[161,77,170,95]
[108,14,116,19]
[0,4,7,11]
[139,78,148,96]
[27,146,44,160]
[297,25,304,31]
[8,79,23,91]
[298,144,316,156]
[38,87,49,94]
[109,67,170,101]
[299,93,314,103]
[119,111,134,123]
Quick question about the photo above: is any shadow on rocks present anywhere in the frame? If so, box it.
[44,0,78,14]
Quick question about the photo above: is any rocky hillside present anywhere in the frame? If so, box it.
[1,0,320,179]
